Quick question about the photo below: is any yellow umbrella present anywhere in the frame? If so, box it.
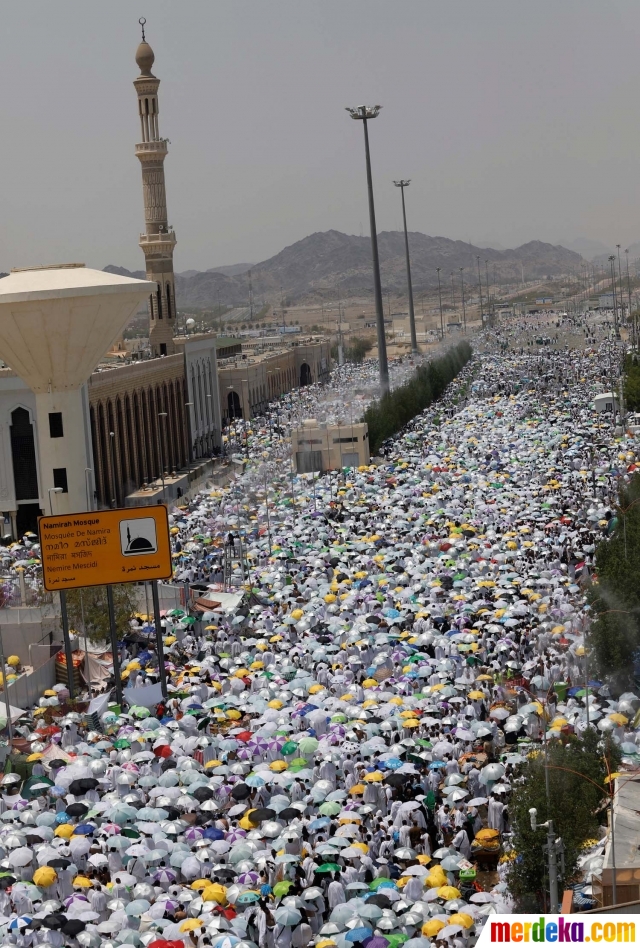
[609,713,628,726]
[204,760,223,770]
[191,879,210,890]
[72,876,93,888]
[269,760,287,772]
[309,685,325,694]
[202,883,227,904]
[180,920,203,932]
[55,824,74,839]
[6,656,19,667]
[290,609,304,620]
[416,854,431,865]
[226,710,241,720]
[349,784,365,795]
[33,867,57,887]
[316,941,337,948]
[450,913,474,929]
[27,753,43,762]
[239,810,258,830]
[352,841,368,852]
[268,700,283,709]
[437,885,461,899]
[363,771,384,782]
[467,691,486,699]
[388,696,403,705]
[423,920,446,936]
[403,719,420,728]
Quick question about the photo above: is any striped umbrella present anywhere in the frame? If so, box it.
[247,736,270,753]
[183,827,204,841]
[151,868,177,885]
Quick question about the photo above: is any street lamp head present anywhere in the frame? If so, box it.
[393,179,410,188]
[345,105,382,120]
[436,267,441,274]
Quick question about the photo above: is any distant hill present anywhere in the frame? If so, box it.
[106,230,583,308]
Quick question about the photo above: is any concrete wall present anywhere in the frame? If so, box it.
[4,654,57,709]
[0,606,62,660]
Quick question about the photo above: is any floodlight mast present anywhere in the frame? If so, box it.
[346,105,389,394]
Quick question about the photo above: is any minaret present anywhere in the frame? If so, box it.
[134,19,176,357]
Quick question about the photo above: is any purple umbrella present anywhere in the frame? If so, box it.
[236,871,259,884]
[151,868,177,885]
[183,827,204,841]
[247,737,270,753]
[226,829,247,843]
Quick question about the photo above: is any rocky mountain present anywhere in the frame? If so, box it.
[106,230,583,308]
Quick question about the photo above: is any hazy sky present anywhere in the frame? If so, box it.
[2,1,640,273]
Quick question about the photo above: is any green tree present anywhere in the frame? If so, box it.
[588,472,640,684]
[65,584,139,646]
[508,730,619,910]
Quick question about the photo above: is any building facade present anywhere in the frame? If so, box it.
[292,419,370,473]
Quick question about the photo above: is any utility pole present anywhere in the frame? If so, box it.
[393,179,418,354]
[485,259,491,318]
[626,249,635,349]
[609,255,619,334]
[450,271,456,308]
[436,267,444,339]
[459,268,467,332]
[476,256,484,325]
[617,245,624,328]
[529,809,562,913]
[346,105,389,394]
[248,269,254,322]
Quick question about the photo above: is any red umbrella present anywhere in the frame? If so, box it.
[153,745,172,758]
[236,731,252,743]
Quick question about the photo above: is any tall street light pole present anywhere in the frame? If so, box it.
[459,268,467,333]
[609,255,619,334]
[393,179,418,355]
[476,255,484,325]
[436,267,444,339]
[617,244,624,329]
[346,105,389,394]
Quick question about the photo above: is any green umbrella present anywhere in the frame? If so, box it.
[386,935,409,948]
[113,739,131,750]
[369,878,395,890]
[298,737,319,755]
[273,880,294,897]
[281,742,297,756]
[236,891,260,905]
[130,707,151,719]
[315,863,341,873]
[331,714,347,723]
[289,758,308,767]
[318,802,341,816]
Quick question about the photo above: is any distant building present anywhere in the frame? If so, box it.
[292,419,369,473]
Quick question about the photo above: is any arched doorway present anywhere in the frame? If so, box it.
[227,391,242,419]
[300,363,312,386]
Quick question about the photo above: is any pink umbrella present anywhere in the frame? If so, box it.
[101,824,121,835]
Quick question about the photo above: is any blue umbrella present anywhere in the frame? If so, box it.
[382,759,403,770]
[74,823,95,835]
[309,817,331,830]
[345,928,373,943]
[55,812,70,823]
[203,827,225,840]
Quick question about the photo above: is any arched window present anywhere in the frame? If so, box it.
[166,283,172,319]
[156,286,163,319]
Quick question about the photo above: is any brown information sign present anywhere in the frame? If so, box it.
[38,506,173,591]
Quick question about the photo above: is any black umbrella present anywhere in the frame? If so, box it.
[61,920,86,937]
[366,893,392,908]
[164,806,181,821]
[66,802,89,818]
[230,784,250,800]
[192,786,214,802]
[250,807,276,822]
[384,774,404,787]
[48,858,72,869]
[278,808,300,822]
[160,759,177,772]
[42,914,67,930]
[25,834,44,846]
[68,778,98,794]
[46,760,68,771]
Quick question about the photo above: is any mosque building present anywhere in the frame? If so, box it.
[0,25,330,535]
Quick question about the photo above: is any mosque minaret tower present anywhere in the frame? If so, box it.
[134,18,176,357]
